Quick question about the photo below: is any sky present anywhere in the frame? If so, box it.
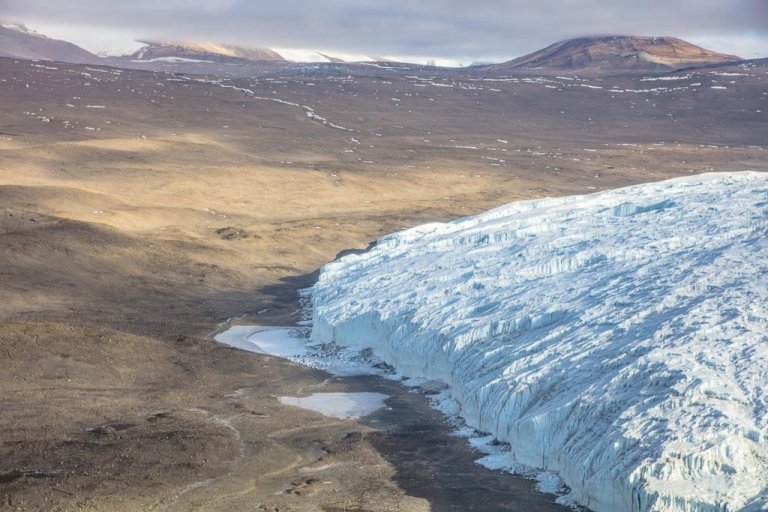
[3,0,767,64]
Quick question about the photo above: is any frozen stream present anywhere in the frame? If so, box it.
[215,325,389,419]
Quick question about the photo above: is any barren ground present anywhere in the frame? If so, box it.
[0,56,765,510]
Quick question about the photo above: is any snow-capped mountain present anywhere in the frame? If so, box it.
[0,22,101,64]
[126,41,397,65]
[310,172,768,512]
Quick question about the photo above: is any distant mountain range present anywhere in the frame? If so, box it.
[0,22,749,76]
[0,23,385,67]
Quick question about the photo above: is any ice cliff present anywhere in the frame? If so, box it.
[310,172,768,512]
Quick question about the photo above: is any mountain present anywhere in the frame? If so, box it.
[485,35,742,75]
[310,172,768,512]
[0,22,101,64]
[128,40,285,63]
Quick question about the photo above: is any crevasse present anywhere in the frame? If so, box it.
[310,172,768,512]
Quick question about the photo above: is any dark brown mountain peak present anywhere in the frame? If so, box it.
[0,22,101,64]
[486,35,742,75]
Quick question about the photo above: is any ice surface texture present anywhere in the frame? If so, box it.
[310,172,768,512]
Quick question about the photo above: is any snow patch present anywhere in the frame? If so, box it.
[132,56,214,63]
[278,392,388,419]
[215,325,387,377]
[214,326,308,359]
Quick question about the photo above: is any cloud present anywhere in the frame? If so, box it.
[4,0,767,59]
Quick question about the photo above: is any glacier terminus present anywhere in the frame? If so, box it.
[310,172,768,512]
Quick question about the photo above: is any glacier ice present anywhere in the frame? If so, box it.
[309,172,768,512]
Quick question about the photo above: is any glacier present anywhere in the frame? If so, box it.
[309,172,768,512]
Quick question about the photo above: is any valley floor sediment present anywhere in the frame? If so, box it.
[195,319,577,512]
